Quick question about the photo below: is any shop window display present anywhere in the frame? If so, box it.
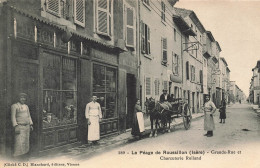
[42,54,77,129]
[93,64,117,119]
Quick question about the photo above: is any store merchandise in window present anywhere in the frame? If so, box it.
[93,64,117,119]
[42,54,77,129]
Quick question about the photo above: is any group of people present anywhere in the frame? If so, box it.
[11,90,227,161]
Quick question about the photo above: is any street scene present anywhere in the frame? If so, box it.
[0,0,260,167]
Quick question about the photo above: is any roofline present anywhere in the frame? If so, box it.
[216,41,222,52]
[189,12,206,33]
[220,57,228,66]
[206,31,215,42]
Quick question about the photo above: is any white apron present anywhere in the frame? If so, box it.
[88,115,100,141]
[136,112,145,132]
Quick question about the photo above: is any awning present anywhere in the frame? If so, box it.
[170,74,182,83]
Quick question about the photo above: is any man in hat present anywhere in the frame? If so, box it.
[85,96,102,145]
[11,93,33,161]
[160,89,171,103]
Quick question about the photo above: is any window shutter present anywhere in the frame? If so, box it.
[175,55,179,74]
[46,0,61,16]
[162,38,167,62]
[141,22,145,53]
[145,77,151,95]
[154,79,160,95]
[125,6,135,47]
[186,61,189,80]
[147,26,151,54]
[200,70,203,84]
[161,2,165,21]
[74,0,85,27]
[97,0,108,35]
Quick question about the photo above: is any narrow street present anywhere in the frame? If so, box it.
[74,103,260,168]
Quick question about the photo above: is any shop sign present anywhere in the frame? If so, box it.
[92,49,117,65]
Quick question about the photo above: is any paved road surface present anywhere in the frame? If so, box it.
[76,103,259,168]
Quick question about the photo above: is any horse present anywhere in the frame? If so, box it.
[145,97,173,137]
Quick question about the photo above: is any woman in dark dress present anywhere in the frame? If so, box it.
[131,99,145,139]
[219,99,226,123]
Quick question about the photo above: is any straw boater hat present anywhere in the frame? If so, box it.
[19,93,27,98]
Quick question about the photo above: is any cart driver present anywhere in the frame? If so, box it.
[159,89,171,103]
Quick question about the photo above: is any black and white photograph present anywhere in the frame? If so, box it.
[0,0,259,167]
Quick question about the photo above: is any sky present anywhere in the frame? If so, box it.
[175,0,260,97]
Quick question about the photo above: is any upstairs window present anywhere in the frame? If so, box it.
[141,22,151,55]
[145,76,151,96]
[191,65,196,82]
[74,0,85,27]
[161,1,166,22]
[96,0,113,37]
[46,0,61,17]
[124,3,135,48]
[44,0,85,27]
[161,38,167,64]
[186,61,189,80]
[154,79,160,96]
[173,53,179,75]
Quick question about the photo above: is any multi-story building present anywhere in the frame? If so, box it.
[139,0,180,109]
[0,0,139,157]
[203,31,214,102]
[249,61,260,104]
[174,7,205,113]
[220,57,228,101]
[210,41,222,108]
[226,67,231,104]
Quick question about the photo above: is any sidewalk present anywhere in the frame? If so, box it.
[32,113,204,161]
[250,104,260,116]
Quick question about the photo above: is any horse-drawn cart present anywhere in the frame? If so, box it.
[145,98,192,137]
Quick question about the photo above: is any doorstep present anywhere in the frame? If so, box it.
[32,113,204,161]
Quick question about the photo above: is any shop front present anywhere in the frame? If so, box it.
[1,6,121,157]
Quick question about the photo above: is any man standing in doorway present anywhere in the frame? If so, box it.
[85,96,102,145]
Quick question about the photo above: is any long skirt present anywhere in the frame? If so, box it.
[219,109,226,119]
[88,116,100,141]
[14,125,30,156]
[131,112,145,136]
[204,113,215,131]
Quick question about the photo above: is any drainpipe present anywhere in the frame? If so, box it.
[137,0,141,104]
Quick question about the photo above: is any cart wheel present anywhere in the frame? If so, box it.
[183,103,192,130]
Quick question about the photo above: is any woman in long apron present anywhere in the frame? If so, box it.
[131,99,145,139]
[11,93,33,161]
[85,96,102,145]
[203,94,216,137]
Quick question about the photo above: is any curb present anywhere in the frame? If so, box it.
[73,113,204,160]
[33,113,204,161]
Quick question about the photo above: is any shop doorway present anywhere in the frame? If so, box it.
[126,74,136,129]
[12,62,39,155]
